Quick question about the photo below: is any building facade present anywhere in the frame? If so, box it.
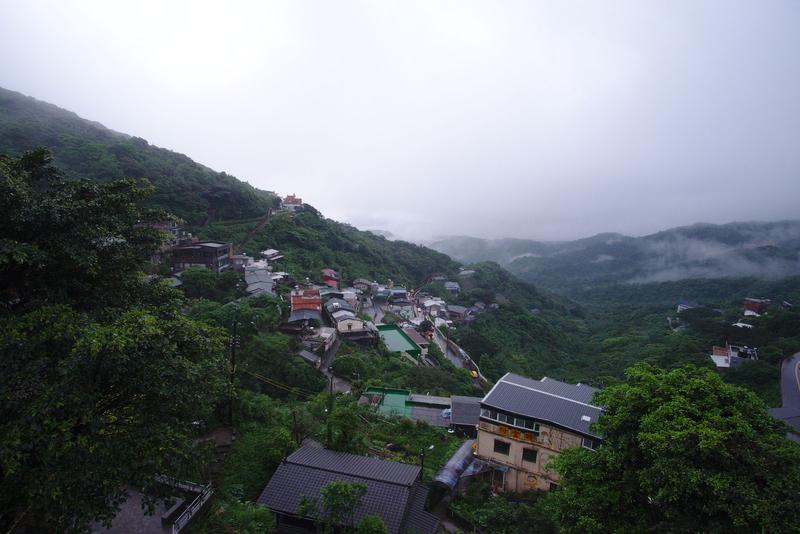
[475,373,602,492]
[170,241,232,272]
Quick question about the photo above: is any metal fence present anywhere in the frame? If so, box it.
[172,482,214,534]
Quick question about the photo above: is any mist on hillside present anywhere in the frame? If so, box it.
[430,221,800,287]
[2,1,800,240]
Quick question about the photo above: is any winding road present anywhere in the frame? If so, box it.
[432,328,467,369]
[770,352,800,442]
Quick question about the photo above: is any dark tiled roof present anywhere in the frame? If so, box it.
[325,298,355,313]
[400,484,439,534]
[297,350,320,365]
[257,446,436,534]
[450,396,482,426]
[288,309,322,323]
[286,446,420,485]
[482,373,603,438]
[506,374,599,404]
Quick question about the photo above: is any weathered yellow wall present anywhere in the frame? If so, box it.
[475,420,584,492]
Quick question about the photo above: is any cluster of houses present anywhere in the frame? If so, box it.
[675,297,792,369]
[280,270,381,353]
[708,343,759,369]
[415,291,497,326]
[255,372,605,532]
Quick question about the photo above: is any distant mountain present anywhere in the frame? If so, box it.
[430,221,800,301]
[0,87,276,223]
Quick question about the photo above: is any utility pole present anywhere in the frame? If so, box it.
[326,370,334,444]
[418,448,425,480]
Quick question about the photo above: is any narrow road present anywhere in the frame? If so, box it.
[779,352,800,409]
[364,299,384,323]
[770,352,800,442]
[320,338,341,373]
[432,328,466,369]
[319,338,351,393]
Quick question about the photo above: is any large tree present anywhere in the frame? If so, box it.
[548,363,800,533]
[0,150,228,531]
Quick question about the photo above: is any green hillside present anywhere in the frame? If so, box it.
[195,207,460,286]
[0,86,276,223]
[431,221,800,304]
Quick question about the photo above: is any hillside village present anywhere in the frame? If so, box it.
[3,144,800,534]
[97,195,613,533]
[94,196,798,534]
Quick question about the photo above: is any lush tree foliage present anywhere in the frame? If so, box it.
[193,499,275,534]
[548,364,800,533]
[299,481,371,534]
[333,342,475,397]
[187,296,326,400]
[0,87,276,223]
[431,223,800,304]
[196,208,459,286]
[179,267,245,302]
[451,480,556,534]
[0,151,228,532]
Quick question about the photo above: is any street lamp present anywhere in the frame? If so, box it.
[418,444,434,479]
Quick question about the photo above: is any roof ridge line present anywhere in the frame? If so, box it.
[500,377,600,410]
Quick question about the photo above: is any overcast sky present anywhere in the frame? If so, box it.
[1,1,798,241]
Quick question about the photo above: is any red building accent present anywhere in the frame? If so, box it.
[291,289,322,313]
[321,268,339,289]
[743,298,770,314]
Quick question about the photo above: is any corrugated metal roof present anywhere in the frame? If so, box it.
[450,396,482,426]
[504,374,599,404]
[482,373,603,438]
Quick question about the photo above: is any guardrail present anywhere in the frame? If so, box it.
[172,482,214,534]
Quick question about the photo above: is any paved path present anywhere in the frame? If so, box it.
[779,352,800,409]
[319,338,351,393]
[432,328,466,369]
[321,366,352,394]
[770,352,800,442]
[320,337,341,371]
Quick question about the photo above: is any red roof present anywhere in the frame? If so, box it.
[712,345,731,357]
[403,327,429,345]
[291,289,321,312]
[284,194,303,205]
[743,298,770,313]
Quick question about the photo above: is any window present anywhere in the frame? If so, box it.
[522,448,537,463]
[497,413,508,423]
[582,437,600,451]
[493,439,510,455]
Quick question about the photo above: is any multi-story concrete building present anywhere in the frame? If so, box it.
[475,373,602,492]
[170,241,232,273]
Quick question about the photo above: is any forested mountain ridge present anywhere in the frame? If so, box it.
[0,86,277,223]
[430,221,800,301]
[195,207,462,287]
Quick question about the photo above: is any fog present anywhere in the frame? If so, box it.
[1,1,799,241]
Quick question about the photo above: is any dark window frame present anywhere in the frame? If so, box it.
[522,447,537,463]
[493,439,510,455]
